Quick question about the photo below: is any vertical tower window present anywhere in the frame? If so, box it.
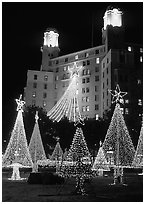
[96,58,100,64]
[86,105,89,112]
[75,55,78,60]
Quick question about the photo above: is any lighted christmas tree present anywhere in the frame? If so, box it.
[59,127,93,195]
[2,95,33,180]
[102,84,135,185]
[47,62,84,125]
[28,111,47,172]
[132,124,143,168]
[92,141,110,176]
[50,138,63,161]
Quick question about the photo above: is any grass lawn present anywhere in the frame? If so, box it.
[2,169,143,202]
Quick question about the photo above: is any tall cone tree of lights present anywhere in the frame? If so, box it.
[50,138,63,161]
[102,84,135,185]
[47,62,84,125]
[92,141,110,176]
[59,127,92,195]
[132,124,143,169]
[2,95,33,180]
[29,111,47,172]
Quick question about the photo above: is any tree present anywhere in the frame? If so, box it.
[2,95,32,180]
[132,124,143,168]
[50,140,63,161]
[29,111,47,172]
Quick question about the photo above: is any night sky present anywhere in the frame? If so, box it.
[2,2,143,142]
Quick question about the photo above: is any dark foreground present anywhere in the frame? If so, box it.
[2,170,143,202]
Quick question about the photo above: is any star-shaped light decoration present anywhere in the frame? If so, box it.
[15,94,25,112]
[35,111,39,123]
[69,62,83,78]
[108,84,127,104]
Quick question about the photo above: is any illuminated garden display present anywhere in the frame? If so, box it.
[102,85,135,185]
[28,111,47,173]
[2,95,33,180]
[132,124,143,170]
[92,141,110,176]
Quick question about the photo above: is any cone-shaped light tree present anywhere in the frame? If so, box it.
[29,111,47,172]
[2,95,33,180]
[92,141,110,176]
[102,84,135,185]
[50,139,63,161]
[132,124,143,168]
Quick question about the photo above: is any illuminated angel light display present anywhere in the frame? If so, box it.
[92,141,110,176]
[102,85,135,185]
[132,124,143,169]
[58,127,93,195]
[2,95,33,180]
[47,62,84,125]
[29,111,47,173]
[103,7,123,30]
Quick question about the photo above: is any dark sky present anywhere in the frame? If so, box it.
[2,2,143,141]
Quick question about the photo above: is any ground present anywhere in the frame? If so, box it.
[2,168,143,202]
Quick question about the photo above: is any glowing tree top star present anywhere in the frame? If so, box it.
[15,94,25,112]
[109,84,127,104]
[47,62,84,125]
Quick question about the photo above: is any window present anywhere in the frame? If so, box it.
[63,66,67,71]
[75,55,78,60]
[140,48,143,53]
[43,101,47,107]
[65,58,68,62]
[103,83,104,89]
[107,78,109,85]
[54,84,57,89]
[82,78,85,83]
[85,53,89,57]
[95,95,99,101]
[95,86,98,92]
[86,96,89,102]
[34,74,37,80]
[107,58,109,63]
[87,60,90,65]
[95,67,99,72]
[82,69,86,76]
[44,75,48,81]
[83,61,86,66]
[103,72,104,78]
[33,82,37,88]
[96,58,100,64]
[82,88,85,94]
[103,63,105,68]
[76,89,79,95]
[107,89,109,96]
[82,106,85,112]
[107,99,108,106]
[103,92,104,99]
[56,60,59,64]
[82,97,85,102]
[107,67,108,74]
[86,77,90,83]
[138,99,142,106]
[56,67,59,73]
[87,69,90,75]
[128,46,132,52]
[140,56,143,62]
[96,114,99,120]
[95,75,99,81]
[86,87,89,93]
[86,105,89,112]
[95,104,99,110]
[32,92,36,98]
[95,50,99,54]
[44,83,47,89]
[55,75,58,81]
[43,93,47,98]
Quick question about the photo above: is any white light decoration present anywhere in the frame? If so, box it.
[92,141,110,176]
[50,140,63,162]
[58,127,94,195]
[108,84,127,104]
[103,8,122,30]
[132,125,143,169]
[29,111,47,173]
[47,62,84,125]
[43,30,59,47]
[2,95,33,180]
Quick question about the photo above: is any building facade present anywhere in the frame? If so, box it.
[24,7,143,120]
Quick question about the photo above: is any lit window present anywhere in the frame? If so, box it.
[139,113,142,117]
[96,58,100,64]
[43,101,47,107]
[33,82,37,88]
[125,99,129,104]
[125,108,129,114]
[43,93,47,98]
[75,55,78,60]
[140,56,143,62]
[32,92,36,98]
[137,79,141,84]
[82,78,85,84]
[140,48,143,53]
[44,84,47,89]
[120,108,124,114]
[34,74,37,80]
[96,114,99,120]
[82,106,86,112]
[44,75,48,81]
[95,104,99,110]
[76,89,79,95]
[87,69,90,75]
[138,99,142,106]
[86,87,89,93]
[86,96,89,102]
[128,46,132,52]
[63,66,67,71]
[86,105,89,112]
[85,53,89,57]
